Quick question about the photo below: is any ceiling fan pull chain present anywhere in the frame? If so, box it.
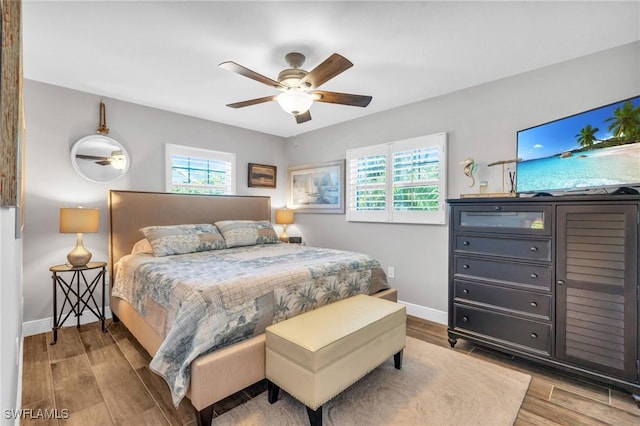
[97,101,110,135]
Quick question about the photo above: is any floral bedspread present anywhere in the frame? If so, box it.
[112,243,388,405]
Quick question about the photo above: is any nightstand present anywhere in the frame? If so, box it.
[50,261,107,345]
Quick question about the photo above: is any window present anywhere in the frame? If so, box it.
[165,144,236,195]
[346,132,447,224]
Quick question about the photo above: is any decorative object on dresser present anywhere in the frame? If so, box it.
[275,208,294,242]
[447,194,640,406]
[459,157,477,187]
[49,261,107,344]
[59,207,99,267]
[248,163,277,188]
[288,160,345,214]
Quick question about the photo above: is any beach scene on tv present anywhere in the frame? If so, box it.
[516,96,640,194]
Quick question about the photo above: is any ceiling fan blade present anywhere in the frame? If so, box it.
[76,154,109,161]
[95,160,112,166]
[312,90,372,107]
[226,95,277,109]
[299,53,353,89]
[219,61,285,89]
[295,111,312,124]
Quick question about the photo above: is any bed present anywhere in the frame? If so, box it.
[108,190,397,425]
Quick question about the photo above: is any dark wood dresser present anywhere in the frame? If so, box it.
[447,194,640,404]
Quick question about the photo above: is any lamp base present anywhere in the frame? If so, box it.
[67,233,92,267]
[279,226,290,243]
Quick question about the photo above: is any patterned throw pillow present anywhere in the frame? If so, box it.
[215,220,279,248]
[140,224,226,256]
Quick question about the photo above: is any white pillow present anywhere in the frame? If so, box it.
[131,238,153,254]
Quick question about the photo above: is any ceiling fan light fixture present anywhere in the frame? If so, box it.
[276,90,313,115]
[110,150,127,170]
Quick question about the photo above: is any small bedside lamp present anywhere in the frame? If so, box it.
[59,207,100,267]
[275,209,295,242]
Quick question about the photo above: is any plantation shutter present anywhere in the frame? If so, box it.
[347,144,389,222]
[346,132,447,224]
[391,133,446,224]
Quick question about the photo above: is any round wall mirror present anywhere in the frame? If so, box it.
[70,135,130,183]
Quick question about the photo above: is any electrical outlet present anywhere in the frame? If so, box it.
[387,266,395,279]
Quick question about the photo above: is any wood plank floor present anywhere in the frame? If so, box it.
[20,316,640,425]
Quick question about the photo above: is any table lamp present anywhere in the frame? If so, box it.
[275,209,295,242]
[59,207,100,267]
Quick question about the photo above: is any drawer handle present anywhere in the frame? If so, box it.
[530,333,538,339]
[530,246,538,252]
[462,289,469,295]
[557,280,565,286]
[530,301,538,307]
[530,273,538,279]
[463,240,470,246]
[462,316,469,323]
[463,264,470,269]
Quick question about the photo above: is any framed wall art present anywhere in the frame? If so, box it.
[248,163,277,188]
[287,160,345,213]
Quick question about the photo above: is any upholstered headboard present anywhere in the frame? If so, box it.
[108,190,272,281]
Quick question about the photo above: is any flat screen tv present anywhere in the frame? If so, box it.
[515,96,640,195]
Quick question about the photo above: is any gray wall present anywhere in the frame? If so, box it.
[22,81,287,323]
[285,42,640,319]
[21,41,639,327]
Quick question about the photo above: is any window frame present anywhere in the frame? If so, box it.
[165,143,236,195]
[346,132,447,225]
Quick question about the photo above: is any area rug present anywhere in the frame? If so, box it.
[214,336,531,425]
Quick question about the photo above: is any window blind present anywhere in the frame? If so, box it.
[165,144,236,195]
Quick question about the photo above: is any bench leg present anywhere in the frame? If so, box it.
[267,380,280,404]
[394,349,403,369]
[306,405,322,426]
[194,404,214,426]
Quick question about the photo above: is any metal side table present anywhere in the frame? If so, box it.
[50,261,107,344]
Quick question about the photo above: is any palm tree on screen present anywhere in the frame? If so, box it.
[605,101,640,142]
[576,124,599,148]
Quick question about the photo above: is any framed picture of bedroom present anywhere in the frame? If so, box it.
[287,160,345,213]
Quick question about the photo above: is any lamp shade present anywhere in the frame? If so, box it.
[275,209,295,225]
[276,91,313,115]
[59,207,100,234]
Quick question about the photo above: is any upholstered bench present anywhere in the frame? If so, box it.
[265,294,406,426]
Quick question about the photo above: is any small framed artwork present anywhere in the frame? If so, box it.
[248,163,277,188]
[288,160,345,214]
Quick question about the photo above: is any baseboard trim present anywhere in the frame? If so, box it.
[23,307,112,337]
[399,300,447,325]
[23,302,445,336]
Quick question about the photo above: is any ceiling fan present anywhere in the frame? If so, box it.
[219,52,372,124]
[76,151,126,169]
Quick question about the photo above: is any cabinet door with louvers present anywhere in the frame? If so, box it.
[556,204,638,380]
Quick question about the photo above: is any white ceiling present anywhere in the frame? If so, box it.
[22,1,640,138]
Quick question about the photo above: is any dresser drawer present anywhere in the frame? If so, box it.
[454,280,551,319]
[453,305,551,355]
[454,235,551,261]
[453,205,551,236]
[454,255,551,290]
